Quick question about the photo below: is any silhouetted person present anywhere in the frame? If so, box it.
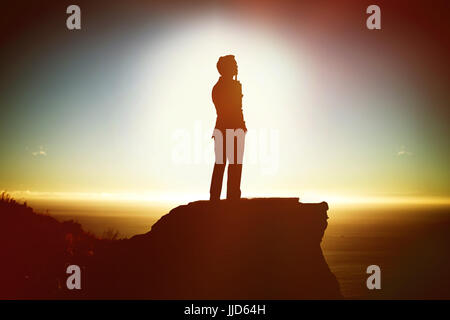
[210,55,247,201]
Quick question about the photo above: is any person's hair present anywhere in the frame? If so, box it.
[216,55,236,76]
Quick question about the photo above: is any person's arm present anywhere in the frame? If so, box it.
[212,83,221,115]
[235,81,247,132]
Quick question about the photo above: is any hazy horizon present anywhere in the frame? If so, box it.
[10,191,448,240]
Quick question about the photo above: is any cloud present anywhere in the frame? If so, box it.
[397,145,412,156]
[32,146,47,157]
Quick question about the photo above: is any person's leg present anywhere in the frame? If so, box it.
[210,131,227,201]
[210,164,225,200]
[226,164,242,200]
[226,131,245,200]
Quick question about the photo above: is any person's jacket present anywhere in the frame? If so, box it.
[212,76,247,132]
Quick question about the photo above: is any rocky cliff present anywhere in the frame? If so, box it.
[89,198,342,299]
[1,196,342,299]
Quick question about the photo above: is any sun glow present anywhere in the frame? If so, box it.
[133,14,316,199]
[2,12,448,206]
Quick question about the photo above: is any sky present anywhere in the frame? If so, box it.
[0,0,449,206]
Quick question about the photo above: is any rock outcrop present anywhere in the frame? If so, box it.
[91,198,342,299]
[1,196,342,299]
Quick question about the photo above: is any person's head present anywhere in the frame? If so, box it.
[217,55,238,78]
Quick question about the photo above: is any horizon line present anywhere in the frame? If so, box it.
[2,190,450,208]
